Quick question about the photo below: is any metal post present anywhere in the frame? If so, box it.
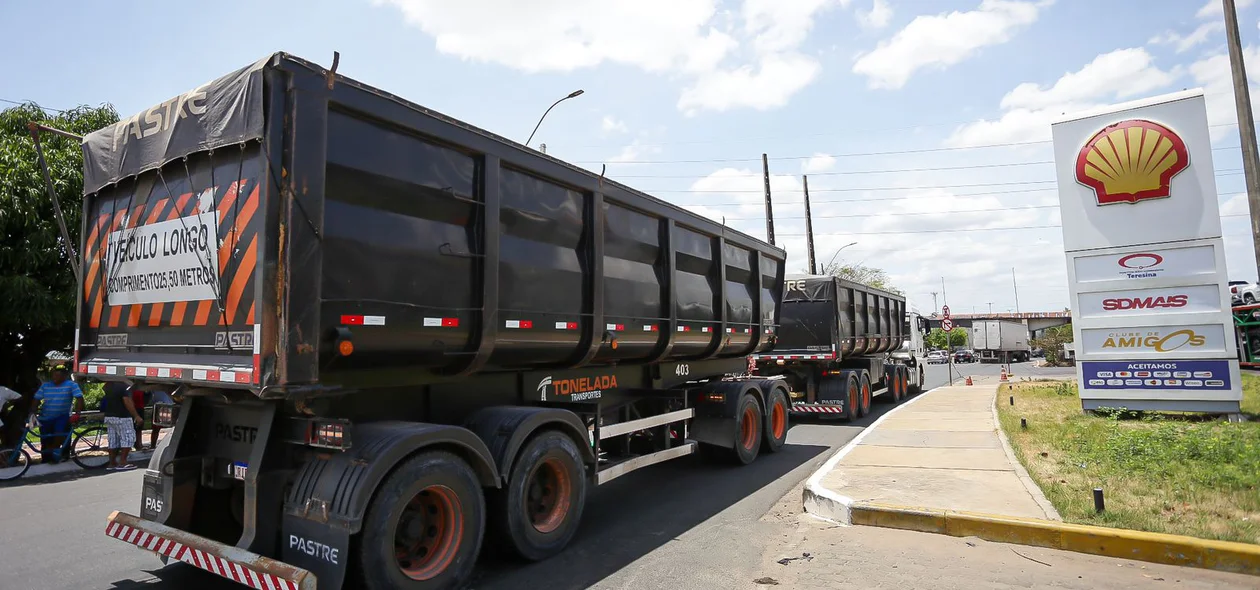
[803,175,816,274]
[1012,267,1021,314]
[1224,0,1260,279]
[27,123,82,285]
[762,154,775,246]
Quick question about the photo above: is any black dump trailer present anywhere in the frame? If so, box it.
[753,275,927,420]
[75,53,788,590]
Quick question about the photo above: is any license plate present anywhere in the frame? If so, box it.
[228,461,247,480]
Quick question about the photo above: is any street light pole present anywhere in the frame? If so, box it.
[526,89,585,148]
[825,242,858,273]
[1223,0,1260,279]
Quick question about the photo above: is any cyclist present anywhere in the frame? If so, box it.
[29,365,85,464]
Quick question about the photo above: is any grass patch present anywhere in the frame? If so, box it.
[997,377,1260,545]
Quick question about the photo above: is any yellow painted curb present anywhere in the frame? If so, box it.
[850,501,1260,577]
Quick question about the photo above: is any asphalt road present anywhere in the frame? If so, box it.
[2,361,1067,590]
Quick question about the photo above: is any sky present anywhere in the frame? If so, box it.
[4,0,1260,316]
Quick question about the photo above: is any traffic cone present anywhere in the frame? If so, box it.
[1000,367,1008,382]
[965,375,973,386]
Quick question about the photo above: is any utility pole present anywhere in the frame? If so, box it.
[1224,0,1260,278]
[762,153,775,246]
[930,291,939,314]
[987,302,994,315]
[1012,267,1021,314]
[803,175,817,274]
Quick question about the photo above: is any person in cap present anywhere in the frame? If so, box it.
[30,365,85,463]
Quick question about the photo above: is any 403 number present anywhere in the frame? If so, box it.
[674,364,691,377]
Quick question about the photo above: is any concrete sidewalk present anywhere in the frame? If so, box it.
[806,375,1059,521]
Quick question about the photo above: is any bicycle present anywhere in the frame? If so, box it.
[0,416,111,481]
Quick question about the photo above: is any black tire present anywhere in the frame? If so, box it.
[890,367,905,403]
[842,374,861,422]
[490,430,587,561]
[910,365,924,394]
[357,451,485,590]
[761,384,790,453]
[731,393,763,465]
[0,448,32,481]
[72,425,111,470]
[1247,293,1256,304]
[858,372,872,417]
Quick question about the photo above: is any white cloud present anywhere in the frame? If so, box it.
[852,0,1048,90]
[856,0,893,29]
[803,153,837,173]
[1149,21,1223,54]
[601,116,628,134]
[678,53,822,114]
[376,0,837,114]
[608,140,662,163]
[1197,0,1254,20]
[1188,45,1260,141]
[946,47,1178,146]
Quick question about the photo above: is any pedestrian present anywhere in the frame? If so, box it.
[30,365,85,464]
[101,381,143,471]
[147,389,174,449]
[131,388,146,452]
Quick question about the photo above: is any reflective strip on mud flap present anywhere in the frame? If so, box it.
[105,511,316,590]
[791,404,845,414]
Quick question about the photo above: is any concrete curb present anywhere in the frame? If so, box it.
[15,449,155,481]
[801,383,935,524]
[848,501,1260,577]
[990,384,1061,521]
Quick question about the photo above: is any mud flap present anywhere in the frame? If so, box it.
[282,515,352,589]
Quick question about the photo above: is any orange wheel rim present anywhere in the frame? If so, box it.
[741,406,758,449]
[771,398,786,439]
[902,373,909,394]
[848,384,859,416]
[862,383,870,408]
[527,457,572,534]
[396,485,463,581]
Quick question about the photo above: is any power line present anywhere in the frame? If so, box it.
[773,214,1251,237]
[721,204,1061,221]
[579,143,1247,166]
[0,97,67,113]
[646,170,1245,195]
[613,159,1058,178]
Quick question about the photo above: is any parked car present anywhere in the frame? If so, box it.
[1031,347,1046,358]
[1230,280,1260,305]
[953,349,976,363]
[926,350,949,364]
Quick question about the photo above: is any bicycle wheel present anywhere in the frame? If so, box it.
[0,448,32,481]
[72,426,111,470]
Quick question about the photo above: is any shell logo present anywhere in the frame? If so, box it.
[1075,119,1189,205]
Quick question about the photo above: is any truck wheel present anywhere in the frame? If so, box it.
[357,451,485,590]
[858,372,872,417]
[910,366,924,394]
[888,367,904,403]
[899,367,910,400]
[761,385,790,453]
[491,430,586,561]
[843,374,860,421]
[732,393,763,464]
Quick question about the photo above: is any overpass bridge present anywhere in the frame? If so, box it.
[924,311,1072,339]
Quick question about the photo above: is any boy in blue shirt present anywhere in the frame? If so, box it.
[31,365,85,464]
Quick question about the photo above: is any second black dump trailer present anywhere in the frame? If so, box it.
[73,53,792,590]
[754,275,928,419]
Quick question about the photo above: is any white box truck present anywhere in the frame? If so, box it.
[970,320,1030,363]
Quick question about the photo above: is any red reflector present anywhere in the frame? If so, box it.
[235,372,251,384]
[567,322,578,330]
[521,320,533,329]
[206,370,221,382]
[125,367,137,376]
[341,315,364,325]
[443,318,459,327]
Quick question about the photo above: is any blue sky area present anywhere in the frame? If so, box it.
[4,0,1259,314]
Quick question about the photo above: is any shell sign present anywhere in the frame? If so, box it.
[1074,119,1189,206]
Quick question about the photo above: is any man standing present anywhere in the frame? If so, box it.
[30,365,85,464]
[101,381,143,470]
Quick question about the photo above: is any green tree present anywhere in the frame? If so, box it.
[821,261,904,295]
[1032,323,1074,366]
[925,327,967,350]
[0,102,118,394]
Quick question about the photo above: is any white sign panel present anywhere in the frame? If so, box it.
[105,212,220,305]
[1078,324,1229,356]
[1076,284,1222,319]
[1072,244,1216,283]
[1052,89,1241,413]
